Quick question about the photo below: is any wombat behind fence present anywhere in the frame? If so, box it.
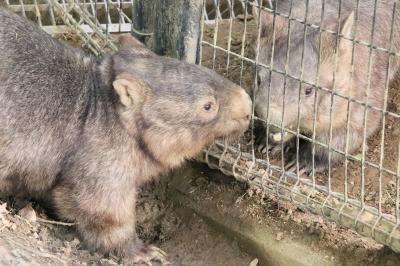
[253,0,400,174]
[0,8,251,264]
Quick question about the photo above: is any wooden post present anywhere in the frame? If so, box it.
[132,0,155,43]
[154,0,203,63]
[134,0,203,64]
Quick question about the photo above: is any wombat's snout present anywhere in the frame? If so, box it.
[243,92,252,121]
[255,101,293,129]
[229,87,252,131]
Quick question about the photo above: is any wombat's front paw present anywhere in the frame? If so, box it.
[132,245,169,266]
[285,156,326,176]
[285,159,312,176]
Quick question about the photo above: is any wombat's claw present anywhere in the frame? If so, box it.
[287,165,309,176]
[257,143,267,154]
[133,246,169,266]
[285,160,326,176]
[285,160,310,176]
[271,145,288,157]
[257,143,284,156]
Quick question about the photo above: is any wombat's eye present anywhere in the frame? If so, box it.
[257,75,262,87]
[203,102,213,111]
[305,87,314,96]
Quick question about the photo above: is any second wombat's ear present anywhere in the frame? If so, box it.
[339,11,354,47]
[338,12,355,67]
[252,3,286,37]
[118,34,154,57]
[113,73,151,108]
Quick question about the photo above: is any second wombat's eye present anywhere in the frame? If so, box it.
[305,87,314,96]
[257,75,261,87]
[203,102,213,111]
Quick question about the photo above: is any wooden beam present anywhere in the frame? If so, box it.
[154,0,202,63]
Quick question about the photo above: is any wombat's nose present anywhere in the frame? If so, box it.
[238,88,253,120]
[229,86,252,123]
[243,91,252,120]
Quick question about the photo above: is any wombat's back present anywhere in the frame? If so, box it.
[0,8,94,122]
[0,9,98,194]
[273,0,400,51]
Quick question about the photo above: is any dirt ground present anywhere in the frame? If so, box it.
[2,161,400,266]
[201,17,400,217]
[175,162,400,266]
[0,179,253,266]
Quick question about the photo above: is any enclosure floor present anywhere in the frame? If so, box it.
[2,162,400,266]
[0,180,252,266]
[157,209,252,266]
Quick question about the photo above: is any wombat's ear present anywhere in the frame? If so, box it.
[252,3,286,37]
[338,12,354,66]
[113,73,151,108]
[118,34,155,57]
[340,11,354,41]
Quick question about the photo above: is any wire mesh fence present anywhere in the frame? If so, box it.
[4,0,127,54]
[204,0,247,21]
[199,0,400,253]
[5,0,134,33]
[3,0,400,254]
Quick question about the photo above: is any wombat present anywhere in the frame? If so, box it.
[253,0,400,174]
[0,8,251,264]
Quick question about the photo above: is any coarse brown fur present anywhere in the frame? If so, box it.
[253,0,400,172]
[0,8,252,261]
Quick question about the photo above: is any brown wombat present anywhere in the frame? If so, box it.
[253,0,400,174]
[0,8,251,263]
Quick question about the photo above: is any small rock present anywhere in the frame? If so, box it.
[230,39,243,46]
[1,219,12,229]
[62,245,72,256]
[98,258,118,266]
[0,203,8,215]
[293,217,302,224]
[70,238,81,247]
[332,197,340,205]
[276,232,284,241]
[366,193,374,201]
[18,204,37,222]
[10,223,17,230]
[249,258,259,266]
[194,177,208,187]
[245,161,254,168]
